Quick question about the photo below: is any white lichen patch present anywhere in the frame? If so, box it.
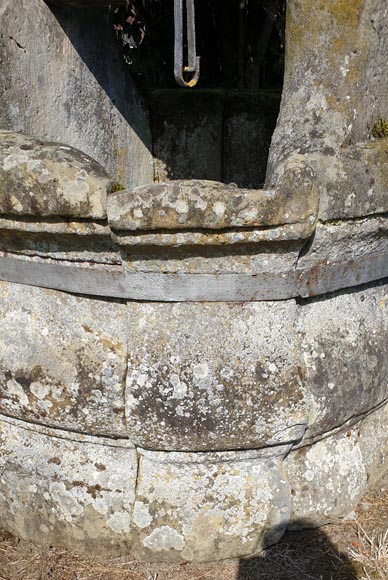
[143,526,185,552]
[135,449,290,560]
[107,510,132,534]
[30,382,50,400]
[6,379,29,407]
[133,501,153,529]
[60,177,90,204]
[192,363,209,380]
[169,374,188,399]
[3,153,29,171]
[174,199,189,214]
[212,201,226,218]
[49,482,84,522]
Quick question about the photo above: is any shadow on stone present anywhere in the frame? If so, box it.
[45,1,153,155]
[237,523,359,580]
[146,89,281,187]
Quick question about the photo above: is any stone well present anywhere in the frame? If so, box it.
[0,0,387,564]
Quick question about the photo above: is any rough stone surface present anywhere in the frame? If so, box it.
[132,447,291,562]
[0,203,386,299]
[298,280,388,441]
[0,282,128,436]
[125,300,308,451]
[0,417,138,552]
[1,403,388,560]
[0,131,112,218]
[285,427,369,528]
[0,277,387,559]
[315,141,388,220]
[298,216,388,271]
[0,0,153,189]
[267,0,388,219]
[286,402,388,528]
[0,416,293,561]
[107,161,318,232]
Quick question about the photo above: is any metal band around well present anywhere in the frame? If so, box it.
[0,251,386,302]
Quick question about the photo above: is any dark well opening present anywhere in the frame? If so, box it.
[112,0,286,187]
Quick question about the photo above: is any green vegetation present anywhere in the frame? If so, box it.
[372,119,388,139]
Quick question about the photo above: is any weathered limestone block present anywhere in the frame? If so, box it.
[285,401,388,528]
[0,416,292,561]
[268,0,388,167]
[0,282,128,436]
[0,131,121,264]
[266,0,388,219]
[131,447,291,562]
[0,279,386,452]
[108,162,318,294]
[223,92,281,189]
[0,224,118,265]
[148,90,224,183]
[107,165,318,232]
[285,427,368,528]
[314,141,388,220]
[297,280,388,441]
[0,417,138,552]
[0,0,153,188]
[125,301,308,451]
[0,131,112,218]
[358,401,388,487]
[0,277,386,559]
[296,217,388,299]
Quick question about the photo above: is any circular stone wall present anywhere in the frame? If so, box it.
[0,277,387,562]
[0,131,387,562]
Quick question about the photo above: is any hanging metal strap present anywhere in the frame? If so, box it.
[174,0,200,88]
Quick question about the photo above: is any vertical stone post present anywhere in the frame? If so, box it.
[266,0,388,209]
[0,0,154,188]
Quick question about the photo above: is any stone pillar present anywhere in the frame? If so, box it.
[0,0,154,188]
[266,0,388,220]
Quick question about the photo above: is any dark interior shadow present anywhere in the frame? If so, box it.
[45,2,283,188]
[44,1,152,154]
[238,522,359,580]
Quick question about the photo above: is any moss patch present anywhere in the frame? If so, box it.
[372,119,388,139]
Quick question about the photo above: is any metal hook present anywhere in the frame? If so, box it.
[174,0,200,88]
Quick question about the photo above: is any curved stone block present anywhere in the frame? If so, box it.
[107,162,318,231]
[0,0,153,189]
[0,417,138,552]
[131,447,291,562]
[0,282,128,436]
[285,402,388,528]
[285,429,368,528]
[0,415,292,562]
[298,281,388,440]
[0,131,112,218]
[125,301,308,451]
[266,1,388,220]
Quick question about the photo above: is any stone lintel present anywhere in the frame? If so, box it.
[107,160,319,234]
